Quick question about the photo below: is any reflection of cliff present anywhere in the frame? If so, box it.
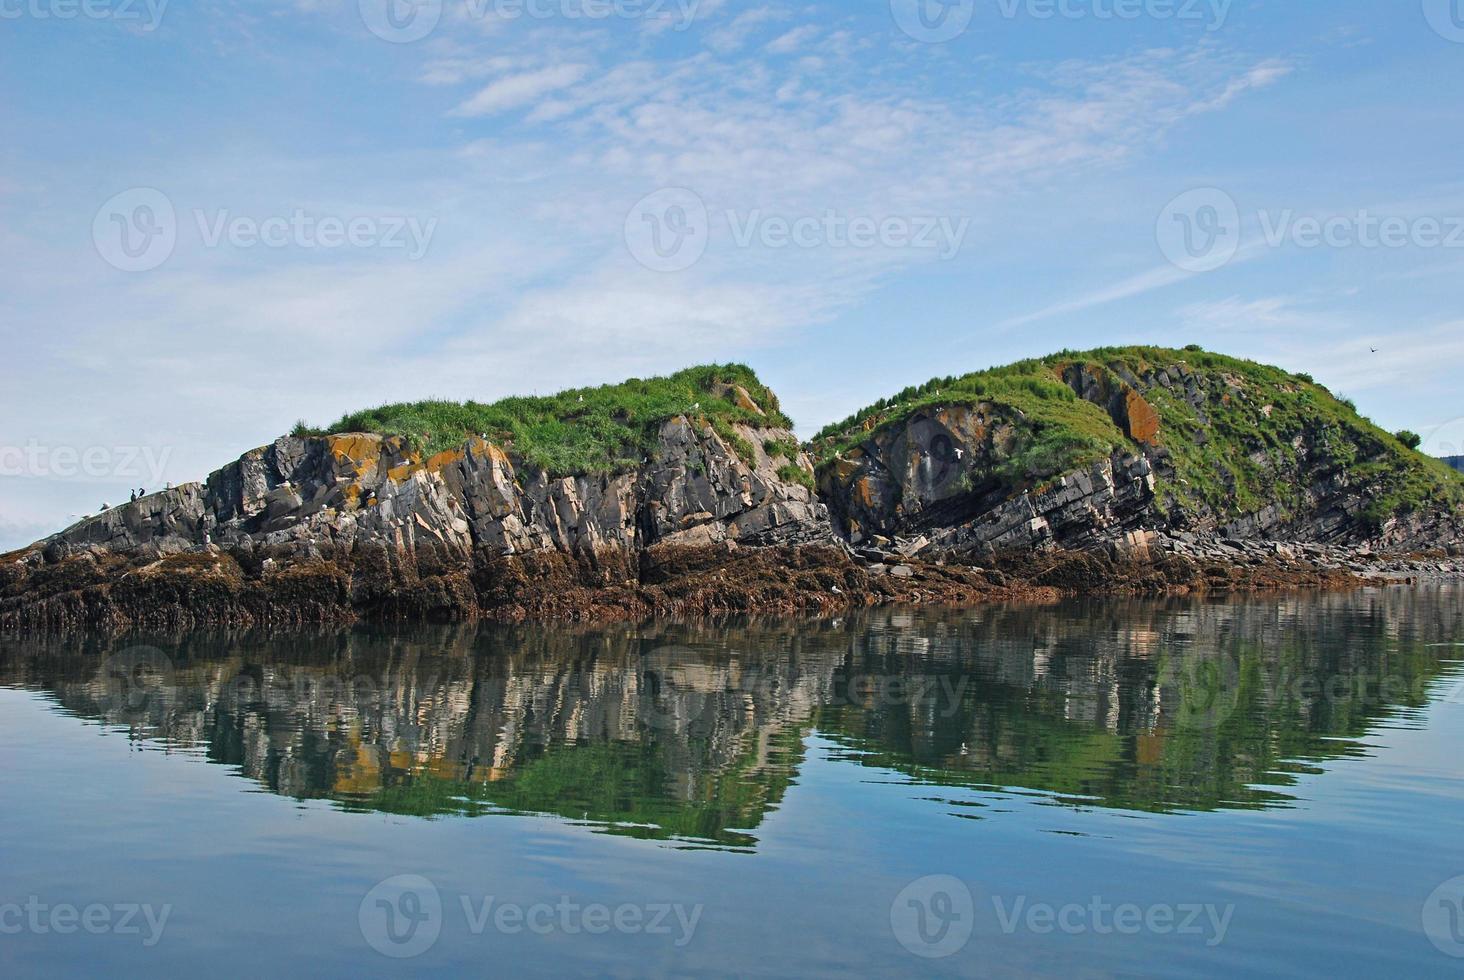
[816,591,1456,812]
[0,589,1457,845]
[1,623,842,848]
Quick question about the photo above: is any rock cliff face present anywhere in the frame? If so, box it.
[817,350,1464,557]
[40,416,829,564]
[1,414,847,628]
[818,401,1159,555]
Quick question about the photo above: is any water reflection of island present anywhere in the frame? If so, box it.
[1,589,1456,848]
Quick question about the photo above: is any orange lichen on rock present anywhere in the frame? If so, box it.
[327,434,382,464]
[387,459,424,483]
[1124,390,1162,445]
[425,448,467,473]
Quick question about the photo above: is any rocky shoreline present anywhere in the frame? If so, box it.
[4,530,1455,633]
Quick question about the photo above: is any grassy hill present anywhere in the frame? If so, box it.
[810,345,1464,526]
[297,364,792,478]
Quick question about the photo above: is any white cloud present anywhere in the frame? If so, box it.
[1280,321,1464,393]
[1177,295,1344,333]
[706,6,787,53]
[766,25,820,54]
[451,64,591,116]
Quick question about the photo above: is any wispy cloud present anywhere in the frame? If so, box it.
[706,6,787,53]
[766,25,820,54]
[451,64,590,116]
[1177,294,1348,333]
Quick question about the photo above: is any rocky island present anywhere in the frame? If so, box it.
[3,347,1462,630]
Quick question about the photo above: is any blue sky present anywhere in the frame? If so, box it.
[3,0,1464,548]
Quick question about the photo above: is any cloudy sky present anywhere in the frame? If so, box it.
[3,0,1464,549]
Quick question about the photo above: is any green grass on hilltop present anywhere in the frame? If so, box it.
[808,351,1129,483]
[812,344,1464,524]
[301,364,792,477]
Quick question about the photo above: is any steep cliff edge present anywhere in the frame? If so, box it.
[813,346,1464,556]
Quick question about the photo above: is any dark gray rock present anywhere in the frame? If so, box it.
[24,418,836,567]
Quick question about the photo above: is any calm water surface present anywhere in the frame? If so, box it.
[2,588,1462,977]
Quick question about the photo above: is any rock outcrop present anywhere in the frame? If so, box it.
[819,401,1159,555]
[817,349,1464,557]
[1,415,845,628]
[40,416,829,563]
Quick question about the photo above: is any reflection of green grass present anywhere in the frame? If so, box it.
[814,634,1447,815]
[298,364,791,476]
[346,733,807,848]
